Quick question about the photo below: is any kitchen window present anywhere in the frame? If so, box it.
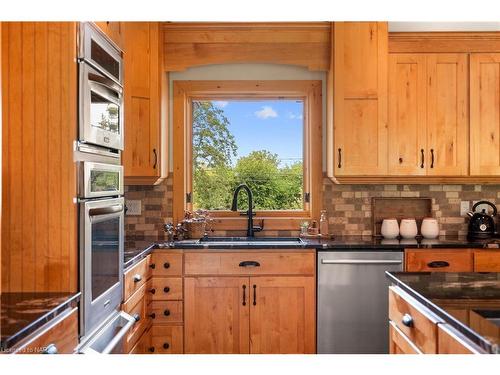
[173,81,322,232]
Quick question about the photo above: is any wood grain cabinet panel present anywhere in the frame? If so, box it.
[388,54,427,175]
[122,22,167,185]
[473,250,500,272]
[470,53,500,176]
[437,324,484,354]
[405,249,473,272]
[249,276,315,354]
[330,22,388,177]
[184,277,250,354]
[389,321,422,354]
[149,277,183,300]
[150,252,183,276]
[149,300,183,324]
[150,325,184,354]
[124,255,151,301]
[129,326,152,354]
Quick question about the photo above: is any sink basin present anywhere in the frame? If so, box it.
[197,236,305,246]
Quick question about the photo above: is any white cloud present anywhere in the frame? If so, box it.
[288,112,303,120]
[254,106,278,119]
[214,101,229,108]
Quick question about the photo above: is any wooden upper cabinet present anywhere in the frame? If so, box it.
[94,22,123,50]
[426,54,468,176]
[388,54,427,175]
[184,277,250,354]
[249,276,315,354]
[470,53,500,176]
[331,22,388,177]
[122,22,168,185]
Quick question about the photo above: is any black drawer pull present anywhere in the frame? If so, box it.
[402,313,414,328]
[253,284,257,306]
[149,263,156,269]
[427,261,450,268]
[149,288,156,294]
[242,285,246,306]
[163,342,170,350]
[148,347,155,353]
[164,309,170,316]
[420,149,424,168]
[163,287,170,293]
[239,261,260,268]
[164,262,170,269]
[148,313,156,319]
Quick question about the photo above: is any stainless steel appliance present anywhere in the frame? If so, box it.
[317,251,404,354]
[78,22,124,151]
[79,161,123,199]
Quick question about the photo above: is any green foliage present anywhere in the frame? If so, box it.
[192,102,303,211]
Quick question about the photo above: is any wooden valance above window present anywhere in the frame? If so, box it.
[161,22,331,71]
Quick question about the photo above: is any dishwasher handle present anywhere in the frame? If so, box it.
[321,259,403,265]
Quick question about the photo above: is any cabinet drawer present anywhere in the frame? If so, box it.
[149,301,183,324]
[14,308,78,354]
[150,325,184,354]
[124,255,151,301]
[473,250,500,272]
[151,252,183,276]
[129,326,152,354]
[150,277,183,300]
[389,321,422,354]
[438,324,484,354]
[389,286,443,353]
[184,251,315,276]
[122,285,150,352]
[405,249,473,272]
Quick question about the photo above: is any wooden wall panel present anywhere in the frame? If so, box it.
[1,22,77,292]
[162,22,331,72]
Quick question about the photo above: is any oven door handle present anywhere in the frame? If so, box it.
[89,81,121,105]
[88,204,124,217]
[100,313,136,354]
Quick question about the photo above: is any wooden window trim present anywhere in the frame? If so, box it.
[173,80,322,232]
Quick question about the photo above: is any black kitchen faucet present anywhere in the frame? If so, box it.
[230,183,263,237]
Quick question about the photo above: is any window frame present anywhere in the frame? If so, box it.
[173,80,322,232]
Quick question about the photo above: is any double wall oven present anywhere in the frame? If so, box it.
[76,23,135,354]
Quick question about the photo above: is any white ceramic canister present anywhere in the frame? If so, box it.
[400,218,418,239]
[381,218,399,239]
[421,217,439,239]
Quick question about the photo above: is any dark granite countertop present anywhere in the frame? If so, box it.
[0,292,80,351]
[123,235,500,269]
[386,272,500,354]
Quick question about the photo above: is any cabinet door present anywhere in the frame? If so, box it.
[426,54,468,176]
[122,22,164,183]
[332,22,388,176]
[184,277,250,354]
[388,54,427,175]
[249,276,315,354]
[470,53,500,176]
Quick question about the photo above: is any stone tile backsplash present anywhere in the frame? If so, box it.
[125,175,500,238]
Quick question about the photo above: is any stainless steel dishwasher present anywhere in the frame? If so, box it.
[317,250,404,354]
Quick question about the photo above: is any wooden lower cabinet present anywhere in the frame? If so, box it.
[184,275,316,354]
[473,250,500,272]
[405,249,473,272]
[389,321,422,354]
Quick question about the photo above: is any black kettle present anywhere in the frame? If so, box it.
[467,201,498,239]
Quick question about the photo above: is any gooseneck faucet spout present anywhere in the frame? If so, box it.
[230,183,263,237]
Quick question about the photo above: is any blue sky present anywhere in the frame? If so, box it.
[207,99,304,166]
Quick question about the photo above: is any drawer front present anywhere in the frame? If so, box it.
[473,250,500,272]
[151,252,183,276]
[15,308,79,354]
[149,301,183,324]
[389,321,422,354]
[150,325,184,354]
[129,326,152,354]
[405,249,473,272]
[123,287,149,352]
[124,255,151,301]
[150,277,183,301]
[438,324,483,354]
[184,251,315,276]
[389,286,442,354]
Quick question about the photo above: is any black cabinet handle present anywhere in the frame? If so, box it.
[149,263,156,269]
[338,148,342,168]
[148,313,156,319]
[253,284,257,306]
[430,149,435,168]
[133,313,141,322]
[164,262,170,269]
[42,344,58,354]
[153,148,158,169]
[163,287,170,293]
[133,274,142,283]
[164,309,170,316]
[402,313,414,328]
[239,261,260,268]
[148,347,155,353]
[163,343,170,350]
[427,260,450,268]
[242,285,247,306]
[149,288,156,294]
[420,149,424,168]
